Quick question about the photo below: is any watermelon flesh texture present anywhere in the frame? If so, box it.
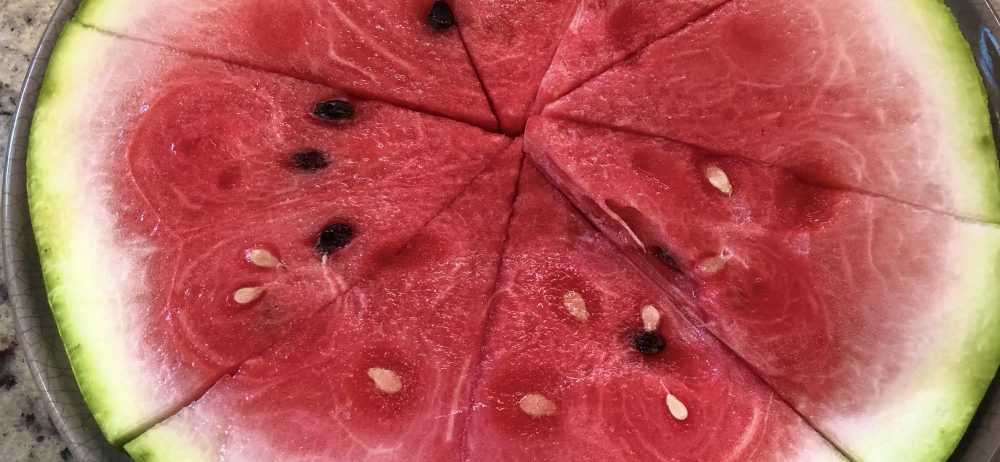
[73,0,497,130]
[124,143,523,462]
[452,0,580,134]
[30,0,1000,459]
[27,23,510,444]
[464,164,845,461]
[532,0,728,113]
[544,0,1000,221]
[524,116,1000,461]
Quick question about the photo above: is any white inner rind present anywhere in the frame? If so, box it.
[871,0,1000,222]
[812,1,1000,460]
[828,220,1000,462]
[29,23,205,444]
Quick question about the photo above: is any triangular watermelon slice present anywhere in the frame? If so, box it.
[73,0,497,130]
[123,142,523,461]
[524,116,1000,461]
[28,24,510,444]
[463,164,844,460]
[544,0,1000,221]
[532,0,728,112]
[451,0,580,134]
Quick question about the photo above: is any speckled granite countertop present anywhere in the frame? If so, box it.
[1,0,74,460]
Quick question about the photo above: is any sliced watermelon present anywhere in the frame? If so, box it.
[451,0,580,134]
[73,0,496,130]
[463,164,845,460]
[524,116,1000,461]
[544,0,1000,221]
[532,0,727,112]
[123,143,523,461]
[28,23,510,444]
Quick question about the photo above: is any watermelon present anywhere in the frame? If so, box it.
[73,0,496,130]
[28,23,509,444]
[450,0,580,134]
[463,164,844,460]
[26,0,1000,459]
[524,116,1000,461]
[544,0,1000,221]
[532,0,728,113]
[123,143,522,461]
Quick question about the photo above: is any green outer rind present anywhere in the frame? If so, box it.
[833,1,1000,460]
[835,221,1000,462]
[73,0,129,31]
[28,21,152,445]
[125,423,213,462]
[911,0,1000,222]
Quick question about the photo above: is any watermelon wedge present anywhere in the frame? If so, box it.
[73,0,496,130]
[123,143,523,462]
[451,0,580,134]
[524,116,1000,461]
[532,0,728,112]
[463,164,845,461]
[544,0,1000,221]
[28,23,510,444]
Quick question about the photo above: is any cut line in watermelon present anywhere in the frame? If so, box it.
[124,142,524,461]
[531,0,731,114]
[74,0,499,131]
[544,0,1000,222]
[24,0,1000,460]
[28,22,511,444]
[462,164,845,461]
[524,116,1000,461]
[449,0,581,135]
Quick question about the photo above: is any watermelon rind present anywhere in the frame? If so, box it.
[827,220,1000,462]
[820,1,1000,459]
[27,22,171,445]
[73,0,125,26]
[124,424,211,462]
[897,0,1000,222]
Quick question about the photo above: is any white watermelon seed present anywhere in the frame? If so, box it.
[233,287,265,305]
[705,166,733,195]
[246,248,281,268]
[563,291,589,322]
[697,255,727,275]
[367,367,403,394]
[641,305,661,332]
[519,393,557,417]
[666,393,689,421]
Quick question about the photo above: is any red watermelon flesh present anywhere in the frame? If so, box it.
[74,0,497,130]
[452,0,580,134]
[532,0,727,113]
[524,116,1000,459]
[32,25,511,443]
[463,164,843,461]
[125,143,523,461]
[544,0,1000,221]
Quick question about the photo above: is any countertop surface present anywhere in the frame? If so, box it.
[0,0,73,460]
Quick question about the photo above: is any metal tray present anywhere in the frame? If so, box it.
[4,0,1000,460]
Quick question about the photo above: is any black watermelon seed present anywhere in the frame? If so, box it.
[313,99,355,121]
[428,1,455,30]
[650,246,681,271]
[633,331,667,355]
[316,223,355,254]
[292,150,330,172]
